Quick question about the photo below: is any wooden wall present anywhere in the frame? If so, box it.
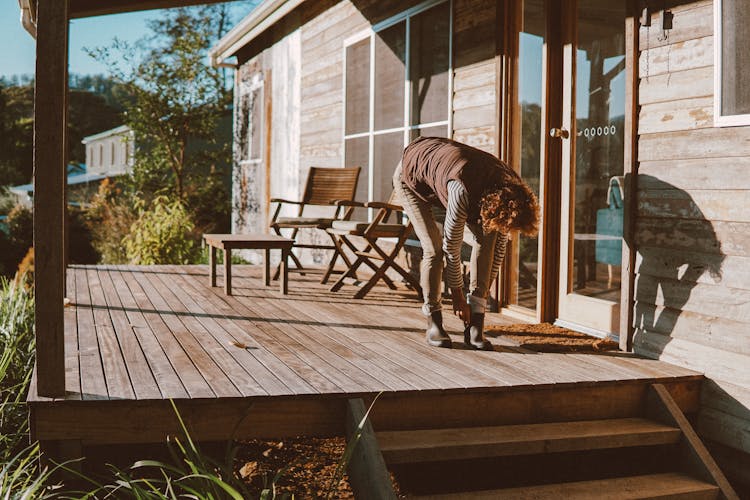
[633,0,750,473]
[452,0,498,153]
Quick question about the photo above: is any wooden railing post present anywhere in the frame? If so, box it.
[34,0,69,398]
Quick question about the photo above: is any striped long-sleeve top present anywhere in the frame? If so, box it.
[443,180,507,290]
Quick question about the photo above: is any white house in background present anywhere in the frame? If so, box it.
[82,125,135,175]
[8,125,135,208]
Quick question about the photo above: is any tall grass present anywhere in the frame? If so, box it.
[0,273,34,462]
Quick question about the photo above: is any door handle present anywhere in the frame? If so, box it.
[549,127,570,139]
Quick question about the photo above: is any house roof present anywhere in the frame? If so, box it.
[10,172,120,196]
[209,0,305,67]
[81,125,132,145]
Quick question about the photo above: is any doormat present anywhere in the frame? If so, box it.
[485,322,619,353]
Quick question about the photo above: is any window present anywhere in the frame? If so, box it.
[99,145,104,168]
[238,74,264,162]
[111,142,116,166]
[715,0,750,126]
[344,0,452,204]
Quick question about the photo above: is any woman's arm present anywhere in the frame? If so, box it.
[444,181,471,322]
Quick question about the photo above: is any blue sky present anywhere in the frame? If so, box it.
[0,1,258,79]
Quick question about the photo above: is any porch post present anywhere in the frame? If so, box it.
[619,0,639,352]
[34,0,69,397]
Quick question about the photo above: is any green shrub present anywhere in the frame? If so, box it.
[0,205,33,277]
[124,195,199,265]
[84,179,137,264]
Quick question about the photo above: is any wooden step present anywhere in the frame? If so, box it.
[413,473,720,499]
[378,418,681,464]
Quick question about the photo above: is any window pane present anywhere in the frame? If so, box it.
[345,137,370,216]
[250,87,263,160]
[410,2,450,125]
[346,39,371,135]
[721,0,750,116]
[415,125,448,139]
[374,23,406,131]
[373,132,404,201]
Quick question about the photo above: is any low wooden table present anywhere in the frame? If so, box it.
[203,234,294,295]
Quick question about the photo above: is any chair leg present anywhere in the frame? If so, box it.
[353,236,419,299]
[330,253,366,292]
[335,235,397,290]
[321,232,348,284]
[353,238,398,299]
[272,226,304,280]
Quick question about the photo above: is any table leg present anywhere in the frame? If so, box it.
[224,248,232,295]
[281,248,289,295]
[209,245,217,287]
[264,248,271,286]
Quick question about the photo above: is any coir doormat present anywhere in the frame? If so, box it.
[485,322,620,353]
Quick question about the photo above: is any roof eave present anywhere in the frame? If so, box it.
[209,0,305,67]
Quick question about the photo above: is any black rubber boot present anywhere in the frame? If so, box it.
[464,313,492,351]
[426,310,451,348]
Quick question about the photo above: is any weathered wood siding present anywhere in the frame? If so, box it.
[452,0,497,153]
[633,0,750,466]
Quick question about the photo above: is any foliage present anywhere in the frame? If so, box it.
[0,274,35,464]
[0,79,124,190]
[124,196,199,265]
[0,205,33,278]
[85,179,138,264]
[87,6,233,202]
[68,207,100,265]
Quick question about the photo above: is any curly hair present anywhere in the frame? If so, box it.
[479,182,539,236]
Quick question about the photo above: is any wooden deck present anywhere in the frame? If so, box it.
[28,265,704,448]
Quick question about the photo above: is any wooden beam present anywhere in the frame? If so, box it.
[69,0,244,19]
[538,0,564,322]
[619,0,639,351]
[34,0,68,398]
[646,384,740,500]
[345,399,397,500]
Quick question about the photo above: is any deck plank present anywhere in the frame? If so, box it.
[86,267,134,400]
[227,286,389,394]
[117,267,214,399]
[72,267,108,400]
[257,269,526,390]
[129,267,242,398]
[199,284,347,394]
[157,265,293,396]
[63,269,81,399]
[97,267,162,400]
[163,265,322,396]
[229,272,423,393]
[109,268,189,399]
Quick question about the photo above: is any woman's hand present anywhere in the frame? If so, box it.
[451,287,471,325]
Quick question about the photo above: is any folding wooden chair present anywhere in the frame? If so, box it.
[270,166,361,284]
[327,193,421,299]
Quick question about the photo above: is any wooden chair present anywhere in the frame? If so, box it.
[270,166,361,284]
[327,193,421,299]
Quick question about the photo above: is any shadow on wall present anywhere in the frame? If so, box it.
[631,174,725,357]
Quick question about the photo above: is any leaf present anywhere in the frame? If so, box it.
[238,461,259,480]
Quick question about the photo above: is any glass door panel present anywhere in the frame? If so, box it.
[508,0,545,313]
[558,1,625,334]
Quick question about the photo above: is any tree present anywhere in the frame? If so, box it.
[89,6,233,201]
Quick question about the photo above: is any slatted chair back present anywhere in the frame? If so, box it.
[303,167,362,206]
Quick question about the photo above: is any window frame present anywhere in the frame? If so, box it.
[342,0,453,204]
[714,0,750,127]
